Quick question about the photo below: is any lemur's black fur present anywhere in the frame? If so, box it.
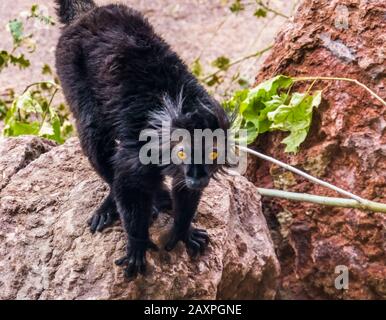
[54,0,229,279]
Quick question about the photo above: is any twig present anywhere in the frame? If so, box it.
[40,87,59,131]
[257,188,386,213]
[238,146,386,213]
[255,0,290,19]
[23,81,59,94]
[201,44,273,82]
[238,145,367,204]
[293,76,386,107]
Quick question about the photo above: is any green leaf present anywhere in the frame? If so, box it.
[29,4,55,26]
[223,75,322,153]
[50,108,63,143]
[230,0,245,13]
[268,91,322,153]
[206,74,222,87]
[223,89,249,111]
[238,78,249,88]
[281,129,309,153]
[31,4,39,15]
[6,121,40,136]
[39,121,54,137]
[9,54,30,69]
[254,8,267,18]
[240,75,293,113]
[212,56,231,71]
[224,77,293,142]
[246,121,259,144]
[61,120,75,140]
[0,99,8,118]
[258,94,288,134]
[0,51,10,71]
[191,58,203,77]
[7,19,24,45]
[15,91,43,114]
[42,64,53,75]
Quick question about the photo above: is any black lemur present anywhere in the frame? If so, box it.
[54,0,230,279]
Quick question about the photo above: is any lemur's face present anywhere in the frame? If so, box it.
[172,138,224,191]
[151,94,231,191]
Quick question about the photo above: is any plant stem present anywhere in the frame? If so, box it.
[293,76,386,107]
[40,88,59,131]
[23,81,59,94]
[201,45,273,82]
[238,145,367,204]
[257,188,386,213]
[255,0,290,19]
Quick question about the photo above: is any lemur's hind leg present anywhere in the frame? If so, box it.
[80,133,118,233]
[88,192,119,233]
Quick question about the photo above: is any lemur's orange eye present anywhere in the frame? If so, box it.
[177,150,187,160]
[209,151,218,161]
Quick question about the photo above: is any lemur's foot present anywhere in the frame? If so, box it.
[88,195,119,233]
[115,239,158,280]
[165,227,210,257]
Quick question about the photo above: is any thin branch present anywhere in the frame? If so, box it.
[23,81,59,94]
[293,76,386,107]
[40,87,59,131]
[201,44,273,82]
[197,15,230,60]
[255,0,290,19]
[257,188,386,213]
[238,145,367,204]
[238,146,386,213]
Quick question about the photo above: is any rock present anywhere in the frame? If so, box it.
[0,136,56,191]
[249,0,386,299]
[0,137,280,300]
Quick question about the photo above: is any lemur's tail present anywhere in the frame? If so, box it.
[54,0,96,25]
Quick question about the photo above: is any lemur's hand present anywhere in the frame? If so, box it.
[165,227,210,257]
[115,238,158,280]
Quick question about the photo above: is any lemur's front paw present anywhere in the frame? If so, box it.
[165,227,210,257]
[115,239,158,280]
[88,209,119,233]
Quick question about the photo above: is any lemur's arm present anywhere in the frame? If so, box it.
[165,178,209,256]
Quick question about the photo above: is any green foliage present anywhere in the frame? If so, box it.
[8,19,24,45]
[254,8,267,18]
[3,81,73,144]
[224,75,322,153]
[212,56,231,71]
[230,0,287,19]
[230,0,245,13]
[0,4,74,144]
[30,4,55,25]
[191,58,203,77]
[191,1,287,94]
[0,50,31,71]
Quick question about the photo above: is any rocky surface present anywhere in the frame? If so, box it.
[248,0,386,299]
[0,137,56,191]
[0,137,280,300]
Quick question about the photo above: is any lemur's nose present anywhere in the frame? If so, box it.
[185,177,209,190]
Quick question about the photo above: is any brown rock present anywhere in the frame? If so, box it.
[0,137,280,300]
[0,136,56,191]
[249,0,386,299]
